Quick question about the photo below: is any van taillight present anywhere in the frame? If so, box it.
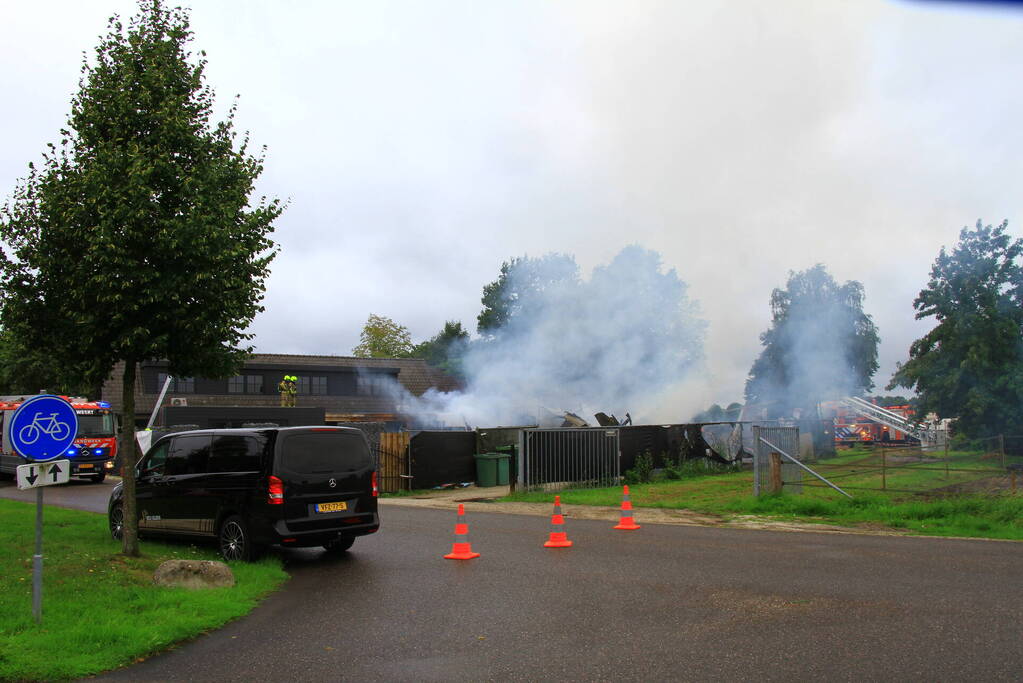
[371,471,378,497]
[268,475,284,505]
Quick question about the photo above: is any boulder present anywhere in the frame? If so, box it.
[153,559,235,589]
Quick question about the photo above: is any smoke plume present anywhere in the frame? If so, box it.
[394,245,706,427]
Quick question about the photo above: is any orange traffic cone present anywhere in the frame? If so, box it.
[543,495,573,548]
[444,503,481,560]
[613,484,641,530]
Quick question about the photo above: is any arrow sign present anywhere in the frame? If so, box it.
[17,460,71,490]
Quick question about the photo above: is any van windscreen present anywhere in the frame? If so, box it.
[281,432,372,473]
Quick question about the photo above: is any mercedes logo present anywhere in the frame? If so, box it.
[328,478,337,488]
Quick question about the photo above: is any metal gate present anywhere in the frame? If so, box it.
[752,425,802,496]
[519,428,620,491]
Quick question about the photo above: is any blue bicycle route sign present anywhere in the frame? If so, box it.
[10,395,79,462]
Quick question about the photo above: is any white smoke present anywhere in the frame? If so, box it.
[744,265,878,418]
[392,245,706,427]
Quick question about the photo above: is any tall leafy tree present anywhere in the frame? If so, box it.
[0,1,281,556]
[476,253,579,336]
[413,320,470,377]
[745,264,879,417]
[890,220,1023,437]
[352,314,414,358]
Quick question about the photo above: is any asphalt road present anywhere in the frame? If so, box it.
[0,474,115,512]
[3,479,1022,681]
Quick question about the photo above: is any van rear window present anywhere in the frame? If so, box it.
[281,432,372,473]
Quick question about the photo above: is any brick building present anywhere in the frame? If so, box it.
[101,353,461,425]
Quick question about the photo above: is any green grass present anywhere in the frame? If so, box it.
[0,499,288,681]
[380,488,438,497]
[725,492,1023,539]
[502,450,1023,540]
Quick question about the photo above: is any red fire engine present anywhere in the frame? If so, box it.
[0,396,118,483]
[829,402,916,446]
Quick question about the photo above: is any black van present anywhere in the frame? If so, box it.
[108,426,379,561]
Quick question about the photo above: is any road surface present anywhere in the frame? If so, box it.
[2,479,1021,681]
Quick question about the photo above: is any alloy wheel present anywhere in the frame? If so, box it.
[109,505,124,540]
[219,520,246,561]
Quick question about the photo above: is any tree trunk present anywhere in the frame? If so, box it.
[120,359,140,557]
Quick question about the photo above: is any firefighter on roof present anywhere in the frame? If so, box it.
[278,375,298,407]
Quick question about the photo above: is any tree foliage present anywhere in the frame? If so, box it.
[413,320,469,377]
[476,253,579,336]
[352,314,414,358]
[0,1,281,555]
[0,327,93,397]
[889,220,1023,437]
[868,395,914,409]
[745,264,879,416]
[470,246,705,416]
[692,402,743,422]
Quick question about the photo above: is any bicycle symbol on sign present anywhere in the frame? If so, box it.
[19,412,73,445]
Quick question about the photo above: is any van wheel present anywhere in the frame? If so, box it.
[323,537,355,554]
[219,515,260,562]
[89,471,106,483]
[109,504,124,541]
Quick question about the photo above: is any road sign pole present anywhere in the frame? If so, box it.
[34,486,43,624]
[8,395,78,627]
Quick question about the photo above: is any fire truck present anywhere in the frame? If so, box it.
[0,396,118,483]
[828,401,917,446]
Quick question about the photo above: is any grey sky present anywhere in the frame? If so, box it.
[3,0,1022,408]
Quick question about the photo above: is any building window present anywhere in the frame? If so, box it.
[246,374,263,394]
[229,374,264,394]
[157,373,194,394]
[297,376,327,395]
[357,374,391,396]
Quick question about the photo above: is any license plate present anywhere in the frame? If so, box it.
[316,501,347,513]
[78,463,94,470]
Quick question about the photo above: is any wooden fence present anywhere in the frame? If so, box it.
[377,432,410,493]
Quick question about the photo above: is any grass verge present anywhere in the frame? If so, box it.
[0,499,288,681]
[726,491,1023,539]
[502,457,1023,540]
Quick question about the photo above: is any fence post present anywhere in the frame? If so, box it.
[769,452,782,494]
[1000,434,1005,468]
[881,448,887,491]
[1012,469,1016,494]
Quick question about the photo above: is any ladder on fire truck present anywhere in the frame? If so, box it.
[839,396,940,448]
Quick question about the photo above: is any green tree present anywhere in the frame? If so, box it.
[745,264,879,416]
[0,327,95,397]
[868,395,914,408]
[889,220,1023,437]
[0,1,281,556]
[413,320,469,377]
[476,253,579,336]
[692,402,743,422]
[692,403,726,422]
[352,314,414,358]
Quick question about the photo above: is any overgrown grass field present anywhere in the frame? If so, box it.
[502,449,1023,540]
[0,499,288,681]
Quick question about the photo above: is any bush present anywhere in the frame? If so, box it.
[663,458,740,480]
[625,451,654,484]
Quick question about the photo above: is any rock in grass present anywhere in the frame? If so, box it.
[153,560,235,589]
